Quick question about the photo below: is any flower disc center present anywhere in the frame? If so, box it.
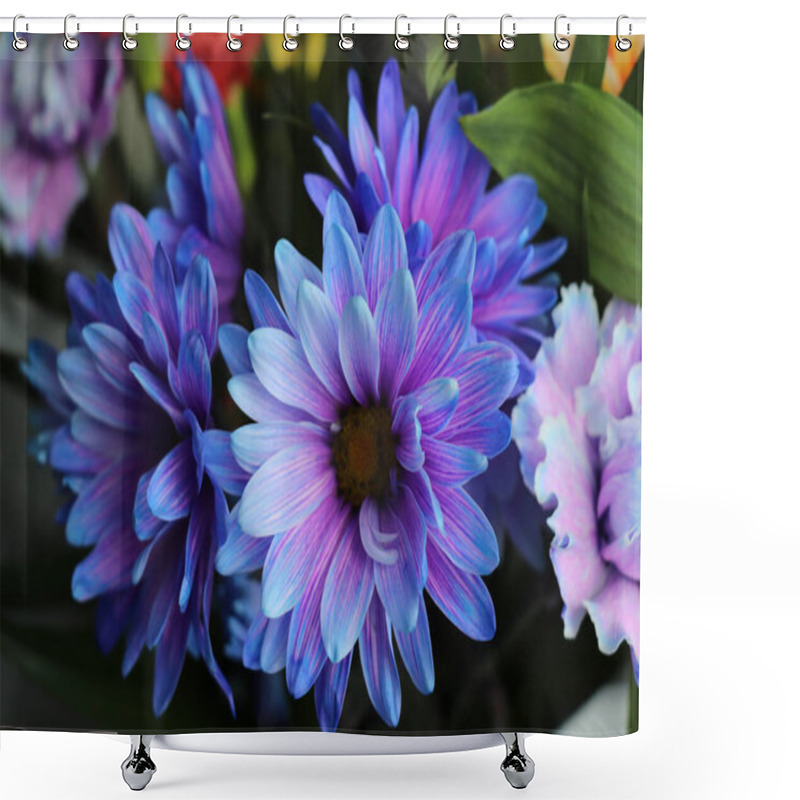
[332,405,396,508]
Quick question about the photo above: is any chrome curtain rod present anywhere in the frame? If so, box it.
[0,15,646,36]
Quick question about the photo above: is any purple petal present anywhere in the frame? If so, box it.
[134,468,167,542]
[141,312,170,374]
[359,598,401,727]
[426,541,496,641]
[323,224,368,316]
[179,485,212,611]
[414,231,476,309]
[215,502,271,575]
[231,420,329,474]
[177,331,212,423]
[181,255,218,355]
[471,175,539,259]
[296,280,350,405]
[71,529,141,602]
[362,205,408,311]
[431,485,499,575]
[145,93,191,164]
[238,443,336,539]
[147,439,198,521]
[152,603,191,716]
[218,323,251,375]
[243,270,291,333]
[57,348,137,431]
[286,574,328,699]
[314,653,353,732]
[304,173,338,216]
[81,322,138,396]
[392,107,419,228]
[402,281,472,392]
[445,410,511,459]
[391,396,423,472]
[339,296,380,407]
[274,238,323,330]
[359,498,400,566]
[228,373,310,424]
[113,272,155,339]
[202,430,250,495]
[412,378,459,435]
[108,204,155,283]
[394,598,435,695]
[375,268,418,402]
[260,495,342,617]
[321,519,375,662]
[347,96,383,200]
[377,60,406,179]
[129,362,185,430]
[422,436,487,485]
[374,486,426,633]
[248,328,338,422]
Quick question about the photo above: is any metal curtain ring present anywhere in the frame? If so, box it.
[63,13,79,50]
[227,15,242,51]
[394,15,410,50]
[122,14,138,51]
[176,14,191,51]
[616,14,632,51]
[339,14,354,50]
[500,14,516,50]
[444,14,460,51]
[283,15,298,51]
[12,14,28,51]
[553,14,570,51]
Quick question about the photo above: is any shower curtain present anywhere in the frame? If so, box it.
[0,31,643,737]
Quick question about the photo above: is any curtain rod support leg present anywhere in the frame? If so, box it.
[121,735,156,791]
[500,733,535,789]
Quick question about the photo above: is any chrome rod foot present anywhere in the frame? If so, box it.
[121,735,156,791]
[500,733,535,789]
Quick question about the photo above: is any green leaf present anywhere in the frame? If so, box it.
[460,82,642,304]
[225,85,257,196]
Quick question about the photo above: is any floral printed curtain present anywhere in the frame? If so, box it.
[0,32,642,735]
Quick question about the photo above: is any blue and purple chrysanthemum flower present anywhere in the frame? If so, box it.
[304,59,565,388]
[0,34,122,255]
[22,204,247,715]
[512,284,641,680]
[217,192,517,730]
[304,59,566,568]
[145,60,244,321]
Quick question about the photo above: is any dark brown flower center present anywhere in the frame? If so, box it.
[332,405,396,508]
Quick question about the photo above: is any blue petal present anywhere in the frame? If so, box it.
[244,270,291,333]
[286,578,327,699]
[377,59,405,181]
[141,312,170,374]
[415,231,477,308]
[323,191,362,254]
[179,484,212,611]
[177,331,212,423]
[228,373,309,424]
[215,503,271,575]
[394,598,435,695]
[57,348,136,431]
[412,377,459,435]
[260,613,291,673]
[152,603,191,716]
[145,92,191,164]
[392,107,420,228]
[180,255,218,356]
[527,236,568,277]
[274,239,324,329]
[50,426,107,475]
[362,205,408,311]
[445,410,511,459]
[321,520,375,663]
[310,102,355,183]
[113,272,155,339]
[304,173,339,216]
[248,328,338,422]
[339,296,380,407]
[107,204,155,283]
[218,323,251,375]
[348,95,383,196]
[374,486,426,633]
[296,280,350,405]
[422,435,487,485]
[359,598,401,727]
[432,485,500,575]
[65,273,99,332]
[130,362,186,431]
[202,430,250,495]
[152,244,181,356]
[323,224,367,316]
[375,268,418,402]
[82,322,138,396]
[426,541,496,641]
[134,468,168,542]
[314,653,353,732]
[147,439,197,521]
[71,528,141,602]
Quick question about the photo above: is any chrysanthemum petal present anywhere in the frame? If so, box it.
[445,410,511,459]
[585,573,640,664]
[286,576,327,699]
[426,541,496,641]
[231,420,328,474]
[375,268,418,402]
[362,205,408,311]
[323,191,362,253]
[71,528,141,602]
[260,495,341,618]
[129,362,185,430]
[81,322,138,396]
[402,281,472,392]
[323,224,368,316]
[412,378,459,435]
[152,602,191,717]
[296,280,350,404]
[180,255,218,355]
[377,60,405,180]
[321,520,375,663]
[218,323,251,375]
[374,487,426,633]
[228,373,310,424]
[392,107,419,228]
[391,396,423,472]
[215,503,270,575]
[394,598,435,695]
[348,95,383,199]
[238,443,335,539]
[141,312,170,374]
[113,272,155,339]
[314,652,353,732]
[339,296,380,407]
[243,270,291,333]
[152,244,180,354]
[431,485,499,575]
[202,430,250,496]
[359,498,399,566]
[422,436,487,485]
[147,439,197,522]
[249,328,338,422]
[359,598,401,727]
[414,231,476,309]
[107,204,155,283]
[274,238,323,329]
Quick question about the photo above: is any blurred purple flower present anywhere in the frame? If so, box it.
[145,60,244,321]
[0,34,122,255]
[217,194,517,730]
[512,284,641,680]
[22,204,248,716]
